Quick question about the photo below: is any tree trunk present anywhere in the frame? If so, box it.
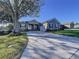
[13,19,20,33]
[12,14,20,34]
[11,4,20,35]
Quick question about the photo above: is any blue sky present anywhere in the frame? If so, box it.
[20,0,79,23]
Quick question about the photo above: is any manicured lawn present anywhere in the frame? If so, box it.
[50,30,79,38]
[0,34,28,59]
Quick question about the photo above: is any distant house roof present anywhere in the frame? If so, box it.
[19,21,28,25]
[19,19,61,25]
[19,20,41,25]
[64,23,70,25]
[28,20,41,24]
[64,22,74,25]
[19,21,28,23]
[43,18,60,24]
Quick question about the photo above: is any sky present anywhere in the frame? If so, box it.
[20,0,79,24]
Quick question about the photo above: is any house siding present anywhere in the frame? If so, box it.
[47,23,60,30]
[43,22,48,30]
[74,24,79,29]
[43,19,61,31]
[19,19,61,31]
[20,20,41,31]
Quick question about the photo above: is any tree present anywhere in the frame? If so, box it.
[70,22,74,29]
[0,0,41,34]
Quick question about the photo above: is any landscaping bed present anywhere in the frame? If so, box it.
[49,30,79,38]
[0,34,28,59]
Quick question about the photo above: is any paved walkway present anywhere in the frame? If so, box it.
[20,31,79,59]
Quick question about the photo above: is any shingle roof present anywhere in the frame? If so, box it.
[28,20,41,24]
[43,18,60,24]
[19,20,41,25]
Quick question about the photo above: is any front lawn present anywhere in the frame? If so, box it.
[0,34,28,59]
[50,30,79,38]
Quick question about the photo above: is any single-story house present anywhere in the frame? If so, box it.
[20,20,41,31]
[74,23,79,29]
[19,19,61,31]
[43,18,61,31]
[64,22,74,29]
[64,22,79,29]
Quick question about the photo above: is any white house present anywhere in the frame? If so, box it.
[19,19,61,31]
[74,23,79,29]
[19,20,41,31]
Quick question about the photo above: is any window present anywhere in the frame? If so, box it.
[55,24,58,28]
[21,24,25,27]
[49,23,53,28]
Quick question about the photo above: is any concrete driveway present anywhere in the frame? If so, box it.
[20,31,79,59]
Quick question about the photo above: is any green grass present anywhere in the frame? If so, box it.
[0,34,28,59]
[50,30,79,38]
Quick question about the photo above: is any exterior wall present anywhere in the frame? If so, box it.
[64,24,70,28]
[20,22,28,31]
[64,22,74,29]
[28,24,40,31]
[47,23,54,30]
[43,22,61,31]
[64,24,79,29]
[43,22,48,30]
[74,24,79,29]
[20,23,40,31]
[28,24,32,30]
[20,19,61,31]
[47,23,60,30]
[55,23,61,29]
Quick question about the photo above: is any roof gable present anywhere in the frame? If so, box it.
[28,20,41,24]
[43,18,60,24]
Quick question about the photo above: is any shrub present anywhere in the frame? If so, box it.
[0,23,13,35]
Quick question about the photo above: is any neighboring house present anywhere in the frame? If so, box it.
[19,19,61,31]
[60,25,69,30]
[19,20,41,31]
[64,22,79,29]
[43,18,61,31]
[28,20,41,31]
[74,23,79,29]
[64,22,74,29]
